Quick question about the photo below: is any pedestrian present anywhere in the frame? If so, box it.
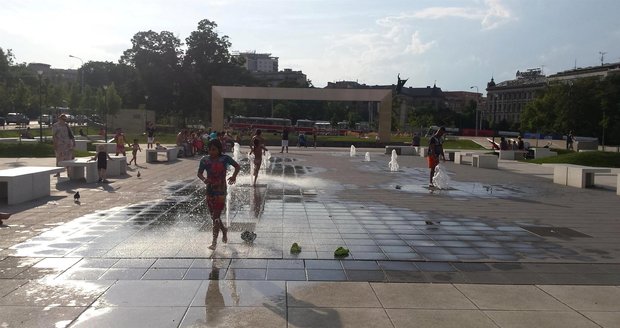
[251,129,265,149]
[500,136,509,150]
[128,139,142,165]
[146,122,155,149]
[197,139,240,250]
[249,136,268,186]
[517,136,525,150]
[567,130,575,150]
[90,144,113,183]
[427,126,446,188]
[412,132,421,147]
[280,127,289,153]
[114,129,128,156]
[313,128,317,149]
[52,114,76,177]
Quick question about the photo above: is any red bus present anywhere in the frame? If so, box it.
[228,116,292,133]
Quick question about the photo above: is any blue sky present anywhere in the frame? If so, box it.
[1,0,619,92]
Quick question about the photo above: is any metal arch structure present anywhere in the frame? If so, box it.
[211,86,394,142]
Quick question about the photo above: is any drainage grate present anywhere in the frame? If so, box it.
[521,226,592,238]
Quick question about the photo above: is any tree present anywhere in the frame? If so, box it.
[181,19,257,124]
[121,31,182,117]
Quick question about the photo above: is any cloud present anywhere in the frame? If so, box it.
[378,0,514,30]
[405,31,436,55]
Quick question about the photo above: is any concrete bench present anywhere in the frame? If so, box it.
[418,147,429,157]
[472,154,498,169]
[385,146,417,156]
[108,156,128,176]
[531,148,557,159]
[92,142,117,154]
[499,150,527,160]
[443,150,456,161]
[146,147,179,163]
[74,139,90,152]
[59,158,99,183]
[552,164,611,188]
[454,152,474,164]
[0,166,64,205]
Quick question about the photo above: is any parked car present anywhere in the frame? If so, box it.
[38,114,56,126]
[6,113,30,125]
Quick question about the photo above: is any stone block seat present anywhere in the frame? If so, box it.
[472,154,498,169]
[384,145,417,156]
[0,166,64,205]
[146,147,179,163]
[548,164,611,188]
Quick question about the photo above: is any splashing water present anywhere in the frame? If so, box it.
[364,152,371,162]
[350,145,356,157]
[232,142,242,162]
[262,150,271,171]
[388,149,399,171]
[432,163,451,189]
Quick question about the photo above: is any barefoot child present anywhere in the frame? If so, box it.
[249,137,268,186]
[197,139,240,250]
[129,139,142,165]
[90,144,113,183]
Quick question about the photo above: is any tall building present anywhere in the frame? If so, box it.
[236,51,278,72]
[548,61,620,82]
[485,62,620,128]
[485,68,547,127]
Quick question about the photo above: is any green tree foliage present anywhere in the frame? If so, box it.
[521,76,620,144]
[181,19,257,123]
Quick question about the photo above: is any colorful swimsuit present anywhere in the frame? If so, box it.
[198,154,238,196]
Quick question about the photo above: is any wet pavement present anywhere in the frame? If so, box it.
[1,146,620,327]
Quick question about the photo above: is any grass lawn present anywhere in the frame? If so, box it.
[0,142,90,158]
[528,150,620,168]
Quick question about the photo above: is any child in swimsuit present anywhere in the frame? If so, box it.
[249,137,268,186]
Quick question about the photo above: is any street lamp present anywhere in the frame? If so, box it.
[37,70,43,141]
[470,86,479,136]
[68,55,84,94]
[103,85,108,142]
[144,95,149,132]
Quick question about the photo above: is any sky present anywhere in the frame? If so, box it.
[1,0,619,93]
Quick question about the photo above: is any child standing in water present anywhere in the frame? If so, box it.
[128,139,142,165]
[197,139,240,250]
[249,137,268,186]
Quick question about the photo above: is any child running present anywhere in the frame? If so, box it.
[197,139,240,250]
[128,139,142,165]
[249,137,268,186]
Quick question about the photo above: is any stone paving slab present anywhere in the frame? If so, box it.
[1,146,619,327]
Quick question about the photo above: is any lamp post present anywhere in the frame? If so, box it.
[37,70,43,141]
[103,85,108,142]
[68,55,84,93]
[470,86,479,136]
[144,95,149,132]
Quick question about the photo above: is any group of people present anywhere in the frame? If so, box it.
[176,129,235,157]
[499,136,526,151]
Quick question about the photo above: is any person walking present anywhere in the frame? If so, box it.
[197,139,240,250]
[146,122,155,149]
[52,114,76,177]
[249,137,268,186]
[567,130,575,150]
[128,139,142,165]
[427,126,446,188]
[280,127,289,153]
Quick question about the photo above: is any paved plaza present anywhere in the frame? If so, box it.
[1,146,620,327]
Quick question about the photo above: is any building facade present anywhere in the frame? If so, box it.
[235,52,278,72]
[485,68,547,127]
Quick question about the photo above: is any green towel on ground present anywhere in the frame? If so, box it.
[290,242,302,254]
[334,246,350,257]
